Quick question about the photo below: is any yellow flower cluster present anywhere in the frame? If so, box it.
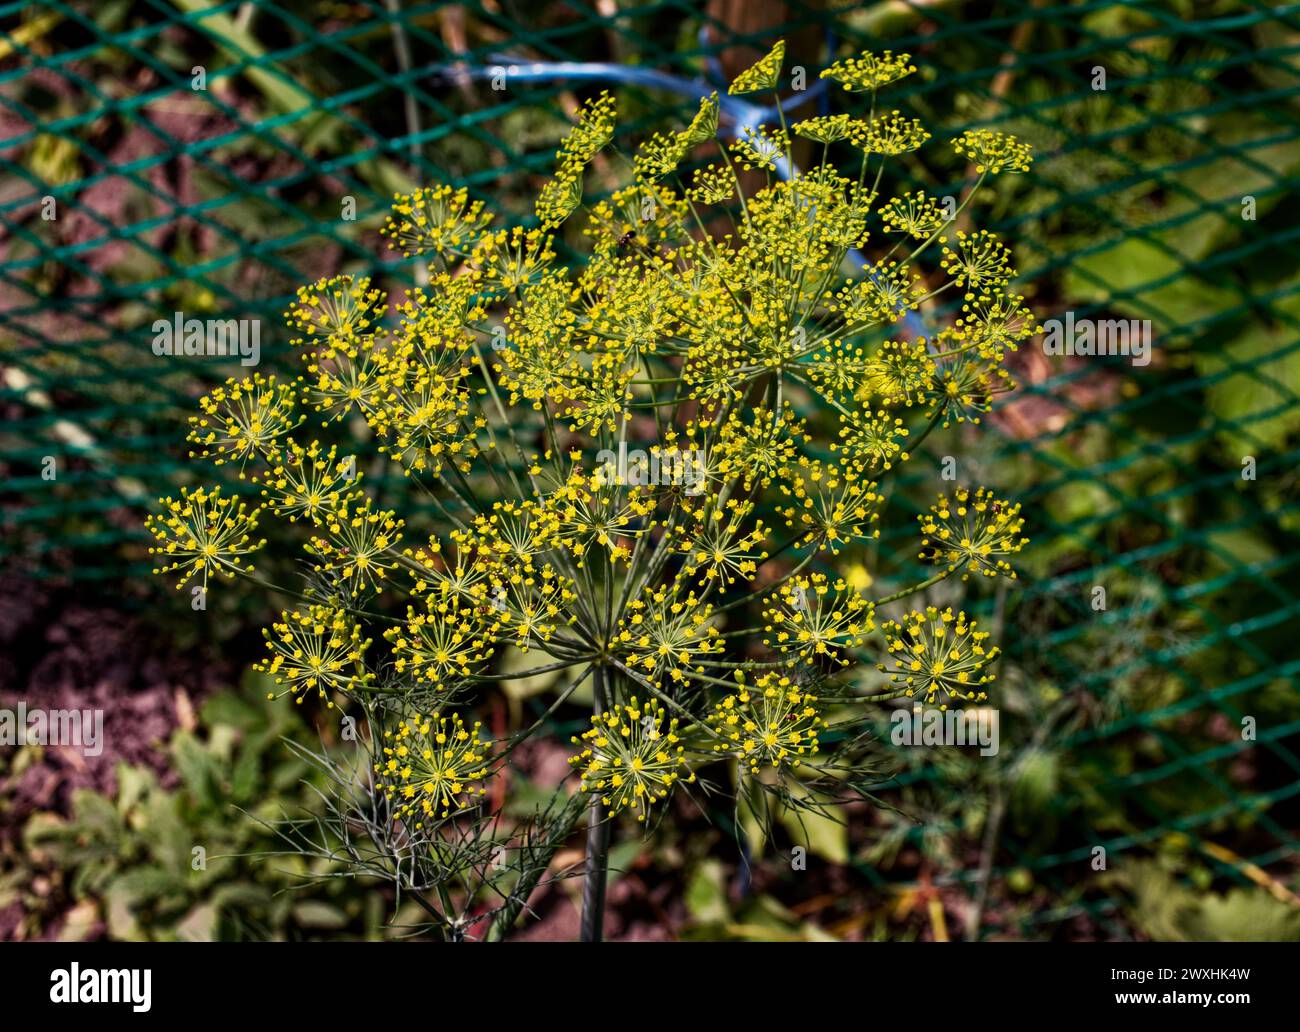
[146,485,265,589]
[821,49,916,92]
[918,487,1028,580]
[728,40,785,95]
[853,111,930,155]
[188,374,301,473]
[878,606,1000,707]
[147,41,1037,842]
[569,698,694,821]
[376,711,493,824]
[254,605,373,706]
[538,92,617,227]
[708,674,823,774]
[762,572,875,666]
[951,128,1035,174]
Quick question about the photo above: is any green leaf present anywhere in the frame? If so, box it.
[292,901,350,930]
[171,731,220,811]
[684,859,730,923]
[778,788,849,865]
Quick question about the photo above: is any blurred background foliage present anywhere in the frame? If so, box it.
[1,0,1298,940]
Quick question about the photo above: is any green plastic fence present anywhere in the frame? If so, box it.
[2,0,1298,938]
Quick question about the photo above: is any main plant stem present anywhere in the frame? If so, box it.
[579,664,610,942]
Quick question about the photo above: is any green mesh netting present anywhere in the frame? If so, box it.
[2,0,1298,938]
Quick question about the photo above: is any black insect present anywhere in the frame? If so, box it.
[616,230,637,254]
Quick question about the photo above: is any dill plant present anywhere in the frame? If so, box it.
[145,41,1036,941]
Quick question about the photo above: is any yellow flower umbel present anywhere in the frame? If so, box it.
[614,588,723,687]
[715,406,807,490]
[728,40,785,95]
[569,697,694,822]
[762,572,875,666]
[951,129,1034,174]
[821,49,916,92]
[376,711,493,824]
[255,605,373,706]
[940,229,1015,298]
[677,495,769,586]
[259,440,360,524]
[792,114,856,144]
[287,274,384,351]
[859,338,936,408]
[880,191,949,238]
[187,374,301,474]
[928,330,1014,427]
[777,457,882,554]
[878,606,1000,707]
[142,39,1040,897]
[308,501,404,594]
[146,485,265,590]
[381,185,493,260]
[852,111,930,156]
[918,487,1028,580]
[386,590,495,690]
[709,674,823,774]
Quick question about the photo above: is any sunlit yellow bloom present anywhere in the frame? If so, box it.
[709,673,823,774]
[256,605,372,705]
[878,606,999,706]
[146,486,264,589]
[569,697,696,821]
[918,487,1028,580]
[376,711,494,824]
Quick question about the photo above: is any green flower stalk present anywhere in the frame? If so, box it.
[146,39,1037,941]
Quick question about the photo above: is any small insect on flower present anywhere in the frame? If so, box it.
[709,673,823,774]
[677,496,770,586]
[918,487,1029,580]
[376,711,494,824]
[255,605,373,706]
[146,485,265,589]
[569,697,695,822]
[878,606,1001,707]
